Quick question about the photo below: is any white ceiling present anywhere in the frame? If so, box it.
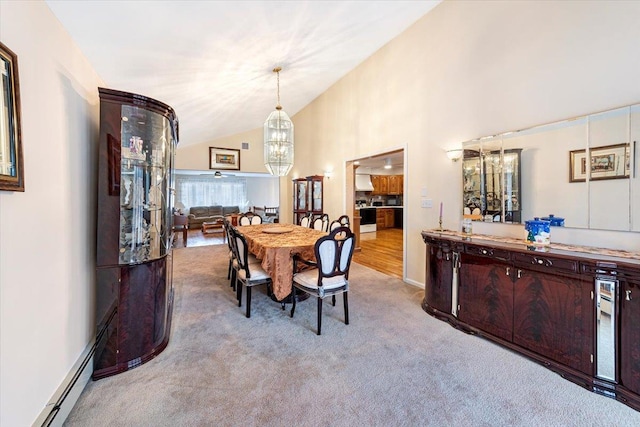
[45,0,440,147]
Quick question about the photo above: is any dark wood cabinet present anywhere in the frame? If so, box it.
[512,266,593,374]
[421,231,640,412]
[293,175,323,225]
[459,253,514,342]
[94,88,178,380]
[620,267,640,396]
[424,237,456,317]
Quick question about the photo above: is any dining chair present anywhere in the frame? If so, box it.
[172,214,189,246]
[250,214,263,225]
[290,226,355,335]
[337,215,350,229]
[239,213,254,226]
[312,213,329,232]
[299,213,312,228]
[223,218,236,286]
[231,227,272,318]
[329,219,342,231]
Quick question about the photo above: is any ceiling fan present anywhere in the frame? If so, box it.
[200,171,235,178]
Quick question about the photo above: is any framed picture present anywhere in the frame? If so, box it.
[0,42,25,192]
[569,149,588,182]
[570,143,630,183]
[209,147,240,170]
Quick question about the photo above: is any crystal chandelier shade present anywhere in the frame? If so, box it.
[264,67,294,176]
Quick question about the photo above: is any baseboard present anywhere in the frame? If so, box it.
[403,277,424,289]
[32,340,94,427]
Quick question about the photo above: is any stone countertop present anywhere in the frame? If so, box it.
[422,229,640,264]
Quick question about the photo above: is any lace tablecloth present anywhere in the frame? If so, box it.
[237,224,327,300]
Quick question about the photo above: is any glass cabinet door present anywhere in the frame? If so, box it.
[311,179,323,212]
[503,149,521,223]
[119,105,173,264]
[296,180,307,211]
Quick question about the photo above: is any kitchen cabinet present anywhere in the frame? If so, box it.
[95,87,178,380]
[388,175,403,195]
[375,208,395,229]
[371,175,388,195]
[421,231,640,412]
[293,175,324,225]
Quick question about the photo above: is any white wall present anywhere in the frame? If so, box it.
[0,2,103,425]
[246,176,279,209]
[289,0,640,286]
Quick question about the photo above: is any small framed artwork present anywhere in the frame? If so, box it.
[0,42,25,192]
[569,149,587,182]
[570,143,630,183]
[209,147,240,170]
[589,143,629,181]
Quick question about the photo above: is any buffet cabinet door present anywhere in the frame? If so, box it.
[458,253,514,342]
[620,269,640,395]
[424,242,454,314]
[512,267,593,375]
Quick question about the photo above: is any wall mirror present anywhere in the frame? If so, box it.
[0,42,24,192]
[461,103,639,232]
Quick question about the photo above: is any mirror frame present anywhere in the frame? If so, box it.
[0,41,24,192]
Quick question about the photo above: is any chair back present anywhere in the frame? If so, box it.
[329,220,341,231]
[173,214,188,228]
[312,213,329,232]
[223,218,234,250]
[250,214,263,225]
[239,213,253,226]
[299,213,312,228]
[337,215,350,229]
[314,226,355,285]
[230,227,252,278]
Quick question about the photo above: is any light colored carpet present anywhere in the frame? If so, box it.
[64,244,640,426]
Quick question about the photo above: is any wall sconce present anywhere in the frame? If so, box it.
[324,170,332,179]
[446,149,463,162]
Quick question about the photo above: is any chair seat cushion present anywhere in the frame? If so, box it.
[238,265,271,284]
[293,269,348,292]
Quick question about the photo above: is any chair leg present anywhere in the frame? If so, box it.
[290,288,297,318]
[317,297,323,335]
[246,286,252,318]
[343,292,349,325]
[332,295,336,306]
[227,260,232,280]
[237,281,242,307]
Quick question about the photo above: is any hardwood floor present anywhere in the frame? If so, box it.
[353,228,403,279]
[177,226,404,280]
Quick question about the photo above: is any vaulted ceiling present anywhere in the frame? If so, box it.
[46,0,440,147]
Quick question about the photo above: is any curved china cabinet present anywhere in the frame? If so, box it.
[422,230,640,412]
[94,88,178,380]
[292,175,323,225]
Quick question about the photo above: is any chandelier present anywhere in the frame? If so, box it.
[264,66,294,176]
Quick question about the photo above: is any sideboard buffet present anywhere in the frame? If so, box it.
[421,230,640,411]
[94,88,178,380]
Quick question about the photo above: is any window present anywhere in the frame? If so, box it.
[175,175,248,209]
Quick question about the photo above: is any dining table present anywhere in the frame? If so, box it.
[235,223,327,301]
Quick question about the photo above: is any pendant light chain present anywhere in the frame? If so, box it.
[274,66,282,110]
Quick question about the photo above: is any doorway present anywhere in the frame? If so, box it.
[348,149,405,279]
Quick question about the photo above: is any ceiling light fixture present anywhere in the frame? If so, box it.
[384,158,392,169]
[264,66,294,176]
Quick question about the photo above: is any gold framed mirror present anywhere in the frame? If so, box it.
[0,41,24,192]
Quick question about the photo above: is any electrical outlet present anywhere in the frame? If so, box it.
[422,199,433,208]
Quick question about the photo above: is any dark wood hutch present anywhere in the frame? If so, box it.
[94,88,178,380]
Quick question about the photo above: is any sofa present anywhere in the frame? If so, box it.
[187,205,240,229]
